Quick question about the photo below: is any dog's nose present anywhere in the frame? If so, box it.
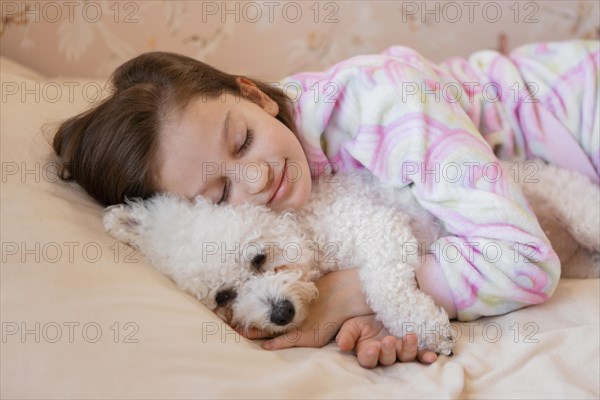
[270,299,295,326]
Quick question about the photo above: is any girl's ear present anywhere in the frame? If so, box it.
[236,76,279,116]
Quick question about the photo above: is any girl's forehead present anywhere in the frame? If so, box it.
[177,95,252,129]
[156,103,227,191]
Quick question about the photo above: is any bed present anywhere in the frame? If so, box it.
[1,56,599,399]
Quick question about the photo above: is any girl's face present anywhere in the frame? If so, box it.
[156,79,312,213]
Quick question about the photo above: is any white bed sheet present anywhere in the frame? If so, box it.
[1,56,598,399]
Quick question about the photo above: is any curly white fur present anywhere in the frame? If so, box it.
[103,161,599,356]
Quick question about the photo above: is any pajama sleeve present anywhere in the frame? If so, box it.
[280,46,561,321]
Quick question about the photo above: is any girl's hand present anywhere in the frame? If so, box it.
[240,269,437,368]
[336,315,438,368]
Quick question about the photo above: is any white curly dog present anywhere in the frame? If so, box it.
[103,161,599,356]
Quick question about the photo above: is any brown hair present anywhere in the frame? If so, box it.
[52,52,298,206]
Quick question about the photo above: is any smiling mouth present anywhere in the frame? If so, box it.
[267,159,288,205]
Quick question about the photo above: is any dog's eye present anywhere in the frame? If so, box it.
[215,289,237,307]
[251,253,266,271]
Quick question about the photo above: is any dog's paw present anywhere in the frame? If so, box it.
[102,203,144,244]
[415,307,456,357]
[435,332,456,357]
[416,323,456,357]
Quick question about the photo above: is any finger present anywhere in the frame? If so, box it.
[417,350,438,364]
[356,342,380,369]
[335,321,360,352]
[263,324,334,350]
[378,336,398,366]
[398,333,418,362]
[237,326,272,340]
[262,329,303,350]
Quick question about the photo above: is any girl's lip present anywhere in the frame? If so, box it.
[268,160,288,205]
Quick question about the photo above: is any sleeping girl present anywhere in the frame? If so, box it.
[51,40,599,368]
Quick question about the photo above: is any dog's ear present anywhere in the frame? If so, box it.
[102,200,148,245]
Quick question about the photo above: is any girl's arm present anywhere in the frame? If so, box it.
[260,268,439,366]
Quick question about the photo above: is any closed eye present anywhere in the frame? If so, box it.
[237,129,254,156]
[217,129,254,205]
[217,178,230,205]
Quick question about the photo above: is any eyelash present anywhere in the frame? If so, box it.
[217,129,254,204]
[238,129,254,156]
[217,179,230,205]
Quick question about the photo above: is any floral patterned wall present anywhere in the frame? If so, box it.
[1,1,599,80]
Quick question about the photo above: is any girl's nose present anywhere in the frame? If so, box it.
[242,161,272,196]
